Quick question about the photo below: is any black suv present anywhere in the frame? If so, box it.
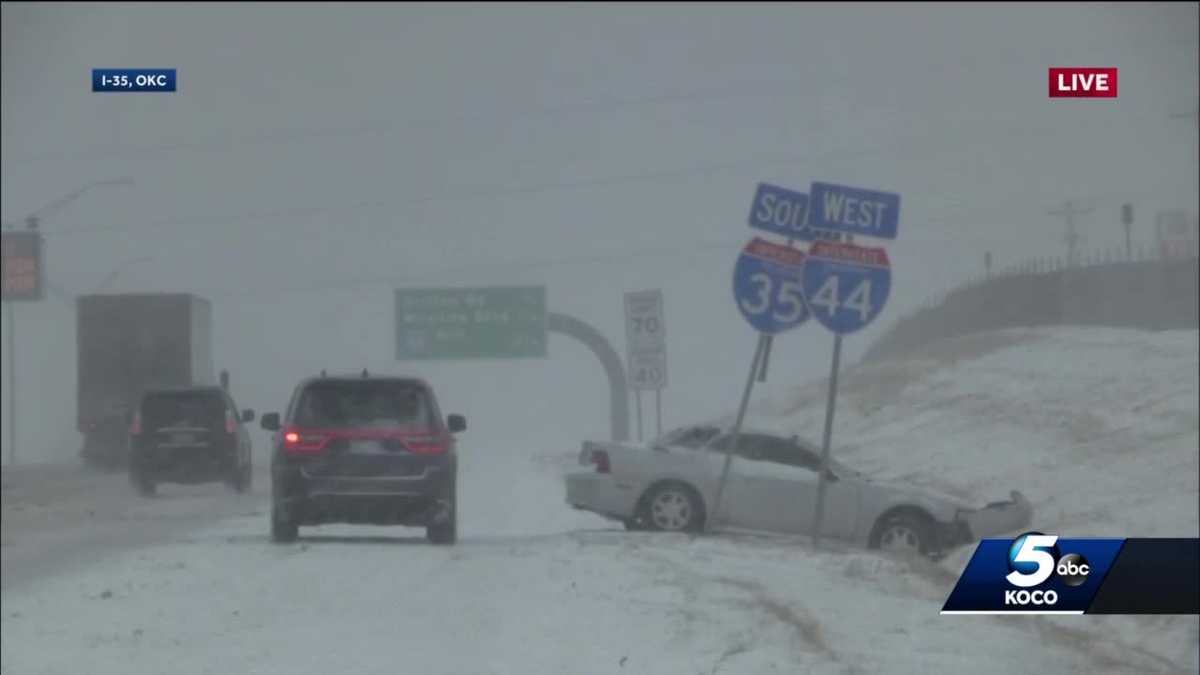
[260,373,466,544]
[128,386,255,496]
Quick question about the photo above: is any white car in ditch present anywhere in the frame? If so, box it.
[565,424,1033,557]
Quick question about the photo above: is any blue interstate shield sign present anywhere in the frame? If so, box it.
[801,240,892,335]
[732,237,810,335]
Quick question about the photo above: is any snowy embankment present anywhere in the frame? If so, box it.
[2,327,1196,675]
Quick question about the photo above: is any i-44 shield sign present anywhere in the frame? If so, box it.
[625,290,667,390]
[801,241,892,335]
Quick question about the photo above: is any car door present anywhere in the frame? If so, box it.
[718,434,813,534]
[790,440,860,540]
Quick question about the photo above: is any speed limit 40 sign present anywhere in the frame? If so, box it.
[625,290,667,390]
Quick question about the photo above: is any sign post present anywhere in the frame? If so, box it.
[2,230,45,466]
[801,181,900,548]
[708,334,769,533]
[711,236,812,531]
[4,300,13,466]
[655,389,662,437]
[624,289,667,442]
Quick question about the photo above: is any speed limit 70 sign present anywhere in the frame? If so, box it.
[625,290,667,390]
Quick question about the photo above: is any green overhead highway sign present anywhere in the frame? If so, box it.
[395,286,547,360]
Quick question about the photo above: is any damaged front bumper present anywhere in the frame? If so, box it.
[951,490,1035,545]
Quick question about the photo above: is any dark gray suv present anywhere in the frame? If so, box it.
[260,373,466,545]
[128,386,255,496]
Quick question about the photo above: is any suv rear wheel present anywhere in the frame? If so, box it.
[131,470,156,497]
[271,505,299,543]
[426,478,457,545]
[229,460,251,494]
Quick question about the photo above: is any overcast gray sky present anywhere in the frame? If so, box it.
[2,2,1197,461]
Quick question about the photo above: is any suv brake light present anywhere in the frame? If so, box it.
[403,435,447,455]
[129,411,142,436]
[282,427,330,454]
[225,410,237,434]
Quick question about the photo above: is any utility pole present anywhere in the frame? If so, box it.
[1048,200,1093,268]
[1121,204,1134,262]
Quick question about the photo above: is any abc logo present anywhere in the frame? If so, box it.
[1003,533,1091,605]
[1055,552,1091,587]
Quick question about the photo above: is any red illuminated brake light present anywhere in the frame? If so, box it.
[282,427,329,454]
[129,411,142,436]
[225,410,237,434]
[403,436,448,455]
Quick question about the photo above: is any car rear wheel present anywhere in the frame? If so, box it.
[130,468,156,497]
[640,482,704,533]
[427,478,458,545]
[271,505,299,543]
[229,461,251,494]
[874,513,933,557]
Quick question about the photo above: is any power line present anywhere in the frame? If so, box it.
[5,81,831,166]
[38,110,1179,240]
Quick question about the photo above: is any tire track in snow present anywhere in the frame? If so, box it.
[636,547,840,672]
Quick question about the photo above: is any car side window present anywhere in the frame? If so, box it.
[674,426,720,449]
[756,436,821,472]
[707,433,768,459]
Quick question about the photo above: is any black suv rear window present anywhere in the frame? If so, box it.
[294,381,436,429]
[143,391,225,429]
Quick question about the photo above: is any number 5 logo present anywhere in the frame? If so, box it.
[1006,534,1059,588]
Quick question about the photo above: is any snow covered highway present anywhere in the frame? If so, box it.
[3,327,1197,675]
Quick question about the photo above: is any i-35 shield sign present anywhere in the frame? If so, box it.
[801,241,891,335]
[732,237,810,335]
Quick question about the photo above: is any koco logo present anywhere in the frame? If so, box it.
[1049,67,1118,98]
[1004,533,1091,606]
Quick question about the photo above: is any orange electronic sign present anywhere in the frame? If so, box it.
[1,231,44,301]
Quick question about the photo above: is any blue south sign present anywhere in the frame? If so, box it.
[732,237,810,335]
[801,241,892,335]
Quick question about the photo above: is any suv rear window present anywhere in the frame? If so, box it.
[143,391,225,429]
[294,380,437,429]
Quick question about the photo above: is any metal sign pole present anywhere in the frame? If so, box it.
[757,335,773,382]
[5,301,15,466]
[655,388,662,437]
[811,333,843,548]
[708,334,768,533]
[635,389,643,442]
